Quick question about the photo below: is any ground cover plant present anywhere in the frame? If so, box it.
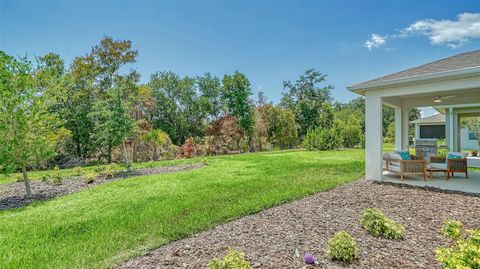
[0,149,364,269]
[208,249,252,269]
[327,231,359,262]
[361,208,405,240]
[436,220,480,268]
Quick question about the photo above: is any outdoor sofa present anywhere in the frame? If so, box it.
[383,152,426,180]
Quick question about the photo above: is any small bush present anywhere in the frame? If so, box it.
[15,174,24,182]
[436,220,480,268]
[84,172,97,184]
[361,208,404,240]
[102,164,118,179]
[94,166,103,173]
[441,220,463,241]
[207,249,252,269]
[51,166,63,184]
[303,127,341,151]
[40,174,49,182]
[327,231,358,262]
[180,138,196,158]
[72,166,84,176]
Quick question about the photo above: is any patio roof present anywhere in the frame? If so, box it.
[348,50,480,181]
[349,50,480,94]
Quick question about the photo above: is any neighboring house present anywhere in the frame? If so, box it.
[411,113,479,150]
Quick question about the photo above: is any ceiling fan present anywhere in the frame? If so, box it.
[433,94,455,103]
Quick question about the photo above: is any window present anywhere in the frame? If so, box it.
[470,132,478,140]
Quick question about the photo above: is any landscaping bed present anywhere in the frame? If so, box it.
[119,179,480,269]
[0,163,204,210]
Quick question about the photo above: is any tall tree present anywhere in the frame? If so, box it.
[89,37,139,165]
[221,71,254,150]
[149,71,203,145]
[197,72,222,121]
[280,69,333,138]
[0,52,67,197]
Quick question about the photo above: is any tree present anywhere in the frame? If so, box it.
[197,72,222,121]
[280,69,333,138]
[206,115,245,154]
[0,52,67,197]
[263,105,299,149]
[149,71,204,145]
[88,37,139,167]
[462,117,480,150]
[221,71,254,150]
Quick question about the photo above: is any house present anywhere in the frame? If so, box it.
[411,113,479,150]
[348,49,480,190]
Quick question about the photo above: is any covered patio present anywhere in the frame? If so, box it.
[348,50,480,194]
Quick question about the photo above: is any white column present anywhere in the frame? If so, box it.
[394,107,402,150]
[365,92,383,180]
[401,106,410,150]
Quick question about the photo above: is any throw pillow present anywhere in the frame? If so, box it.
[395,150,411,160]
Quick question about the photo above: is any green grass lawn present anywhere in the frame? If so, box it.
[0,149,364,269]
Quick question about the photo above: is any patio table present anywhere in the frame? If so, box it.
[427,166,448,180]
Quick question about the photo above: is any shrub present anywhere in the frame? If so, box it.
[15,174,24,182]
[361,208,404,240]
[102,164,117,179]
[441,220,463,241]
[327,231,358,262]
[51,166,63,184]
[94,166,103,173]
[206,115,245,155]
[84,172,97,184]
[207,249,252,269]
[303,126,341,151]
[436,220,480,268]
[180,138,196,158]
[72,166,84,176]
[40,174,49,182]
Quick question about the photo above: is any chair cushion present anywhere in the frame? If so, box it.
[447,152,466,159]
[430,163,447,169]
[388,164,401,172]
[395,150,411,160]
[389,153,402,161]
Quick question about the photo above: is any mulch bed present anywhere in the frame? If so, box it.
[0,163,204,210]
[119,179,480,269]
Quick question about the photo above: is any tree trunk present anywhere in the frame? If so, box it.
[132,139,138,163]
[107,143,112,164]
[152,146,158,161]
[22,166,33,198]
[122,140,131,172]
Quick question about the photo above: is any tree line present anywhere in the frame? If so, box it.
[0,37,418,196]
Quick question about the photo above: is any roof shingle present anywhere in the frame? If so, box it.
[354,50,480,87]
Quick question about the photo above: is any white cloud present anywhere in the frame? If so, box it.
[364,33,387,50]
[403,13,480,48]
[364,12,480,50]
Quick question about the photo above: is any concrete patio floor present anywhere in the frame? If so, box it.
[381,171,480,195]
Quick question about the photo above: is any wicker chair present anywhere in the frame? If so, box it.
[430,154,468,178]
[383,153,427,181]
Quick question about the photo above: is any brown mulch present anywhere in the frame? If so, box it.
[0,163,204,210]
[119,179,480,269]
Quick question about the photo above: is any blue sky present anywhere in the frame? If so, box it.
[1,0,479,109]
